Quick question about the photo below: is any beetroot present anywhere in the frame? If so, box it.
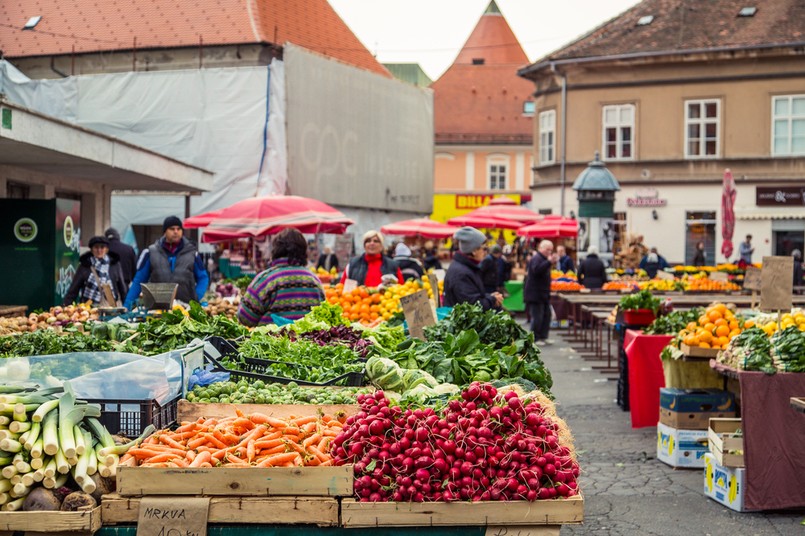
[335,383,580,502]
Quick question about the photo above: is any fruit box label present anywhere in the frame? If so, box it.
[659,388,735,413]
[704,453,747,512]
[657,423,707,468]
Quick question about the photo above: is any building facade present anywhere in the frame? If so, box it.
[519,0,805,265]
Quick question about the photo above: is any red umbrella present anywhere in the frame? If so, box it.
[472,203,541,224]
[199,195,353,243]
[516,215,579,238]
[488,196,517,206]
[183,209,223,229]
[721,169,737,260]
[381,218,459,239]
[447,213,524,230]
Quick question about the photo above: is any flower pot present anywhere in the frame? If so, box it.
[622,308,656,326]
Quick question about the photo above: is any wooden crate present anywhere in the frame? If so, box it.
[0,506,101,536]
[680,343,720,360]
[708,418,744,468]
[116,465,353,497]
[176,400,358,422]
[340,496,584,528]
[101,493,339,526]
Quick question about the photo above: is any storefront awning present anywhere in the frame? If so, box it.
[737,212,804,220]
[0,99,213,193]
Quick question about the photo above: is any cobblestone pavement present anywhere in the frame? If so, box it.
[531,328,805,536]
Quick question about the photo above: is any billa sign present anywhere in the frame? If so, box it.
[626,188,667,207]
[756,186,805,206]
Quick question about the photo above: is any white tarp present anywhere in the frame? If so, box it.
[0,61,286,230]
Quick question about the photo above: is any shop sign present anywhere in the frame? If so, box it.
[455,194,496,209]
[13,218,38,243]
[756,186,805,206]
[626,188,667,207]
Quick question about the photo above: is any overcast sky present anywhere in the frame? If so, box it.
[329,0,641,81]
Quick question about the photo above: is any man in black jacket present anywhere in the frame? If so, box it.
[443,227,503,311]
[578,246,607,290]
[524,239,558,345]
[479,244,504,293]
[105,227,137,285]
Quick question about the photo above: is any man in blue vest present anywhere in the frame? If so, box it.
[124,216,209,309]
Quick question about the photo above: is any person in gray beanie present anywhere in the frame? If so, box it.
[443,227,503,310]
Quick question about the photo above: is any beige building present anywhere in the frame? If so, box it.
[519,0,805,265]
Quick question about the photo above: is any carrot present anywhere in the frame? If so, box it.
[258,444,288,456]
[199,462,213,468]
[291,416,317,427]
[246,440,256,463]
[174,422,201,433]
[206,434,228,450]
[301,421,318,435]
[224,453,249,466]
[159,435,187,450]
[253,438,283,450]
[317,437,331,452]
[234,408,246,419]
[232,417,255,431]
[189,450,212,468]
[187,435,210,450]
[139,452,182,464]
[255,452,300,468]
[322,429,340,438]
[307,445,330,464]
[302,433,322,448]
[128,448,178,460]
[186,450,197,462]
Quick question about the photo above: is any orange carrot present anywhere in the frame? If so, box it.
[307,445,330,464]
[232,417,255,431]
[246,440,256,463]
[159,435,187,450]
[255,452,300,467]
[189,450,212,468]
[302,433,322,448]
[186,435,210,450]
[292,416,317,427]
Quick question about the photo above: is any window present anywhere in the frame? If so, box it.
[602,104,635,160]
[772,95,805,156]
[685,99,720,158]
[522,101,535,115]
[6,182,29,199]
[488,162,507,190]
[538,110,556,165]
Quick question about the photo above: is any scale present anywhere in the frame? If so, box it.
[140,283,179,310]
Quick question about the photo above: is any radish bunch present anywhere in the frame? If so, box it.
[332,383,580,502]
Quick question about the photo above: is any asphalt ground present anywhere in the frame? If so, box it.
[528,323,805,536]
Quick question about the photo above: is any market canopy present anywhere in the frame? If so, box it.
[447,213,524,230]
[472,202,541,224]
[199,195,354,242]
[516,215,579,238]
[380,218,459,239]
[183,209,224,229]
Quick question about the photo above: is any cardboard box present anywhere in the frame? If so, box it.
[704,453,749,512]
[656,422,708,468]
[659,388,735,413]
[659,407,736,430]
[708,418,744,468]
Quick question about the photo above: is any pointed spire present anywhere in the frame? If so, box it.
[484,1,502,15]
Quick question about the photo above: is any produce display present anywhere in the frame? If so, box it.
[601,281,638,291]
[676,303,744,350]
[0,329,115,358]
[683,277,741,293]
[717,327,774,372]
[749,308,805,336]
[638,279,683,292]
[333,384,579,502]
[273,325,375,357]
[186,380,372,405]
[642,308,703,336]
[0,304,98,335]
[323,279,442,325]
[203,297,239,319]
[381,304,553,399]
[0,384,145,511]
[618,289,660,313]
[124,411,343,468]
[551,281,584,292]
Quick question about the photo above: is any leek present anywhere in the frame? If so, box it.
[29,457,43,470]
[32,468,44,483]
[3,496,25,511]
[1,465,17,480]
[9,481,29,498]
[22,421,40,451]
[0,439,22,454]
[99,424,156,458]
[0,480,9,493]
[0,416,9,426]
[8,421,30,434]
[43,457,56,479]
[30,437,44,459]
[0,492,8,506]
[85,431,97,477]
[20,472,35,487]
[42,412,59,456]
[73,424,86,456]
[55,448,70,475]
[31,399,59,423]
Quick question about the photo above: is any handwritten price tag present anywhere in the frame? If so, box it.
[400,289,436,340]
[137,497,210,536]
[343,278,358,294]
[760,256,793,311]
[743,266,761,291]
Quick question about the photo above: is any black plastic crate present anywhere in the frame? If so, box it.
[87,395,180,438]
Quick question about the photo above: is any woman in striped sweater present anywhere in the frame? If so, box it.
[237,228,325,326]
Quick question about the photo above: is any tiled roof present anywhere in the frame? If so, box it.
[0,0,390,77]
[432,1,532,143]
[541,0,805,64]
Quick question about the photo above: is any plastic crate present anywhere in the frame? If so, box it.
[203,337,364,387]
[622,308,656,326]
[87,395,180,438]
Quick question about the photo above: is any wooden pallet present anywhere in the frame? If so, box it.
[340,496,584,528]
[0,506,101,536]
[101,494,339,526]
[116,465,353,497]
[176,400,359,422]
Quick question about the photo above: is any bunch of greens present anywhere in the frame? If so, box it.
[770,326,805,372]
[127,302,248,355]
[643,308,702,335]
[354,322,406,355]
[384,304,553,397]
[186,379,372,404]
[0,329,114,357]
[618,289,661,313]
[719,327,774,372]
[286,303,350,333]
[226,331,364,384]
[273,325,375,357]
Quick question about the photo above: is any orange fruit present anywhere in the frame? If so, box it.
[714,318,728,327]
[715,325,730,337]
[699,341,711,348]
[704,322,716,333]
[698,331,713,343]
[686,322,698,332]
[717,335,730,347]
[744,319,755,329]
[708,310,723,322]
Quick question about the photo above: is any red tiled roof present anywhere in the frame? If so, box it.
[0,0,390,77]
[432,1,532,143]
[542,0,805,63]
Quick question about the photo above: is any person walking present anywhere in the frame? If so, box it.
[556,245,574,273]
[577,246,607,290]
[393,243,425,281]
[793,249,803,292]
[740,234,755,264]
[124,216,209,309]
[443,227,503,311]
[524,240,558,346]
[63,236,128,306]
[479,244,504,293]
[237,228,326,326]
[104,227,137,285]
[639,247,669,278]
[340,230,403,287]
[315,246,339,273]
[692,241,707,267]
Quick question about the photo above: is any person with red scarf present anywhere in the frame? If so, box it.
[341,230,403,287]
